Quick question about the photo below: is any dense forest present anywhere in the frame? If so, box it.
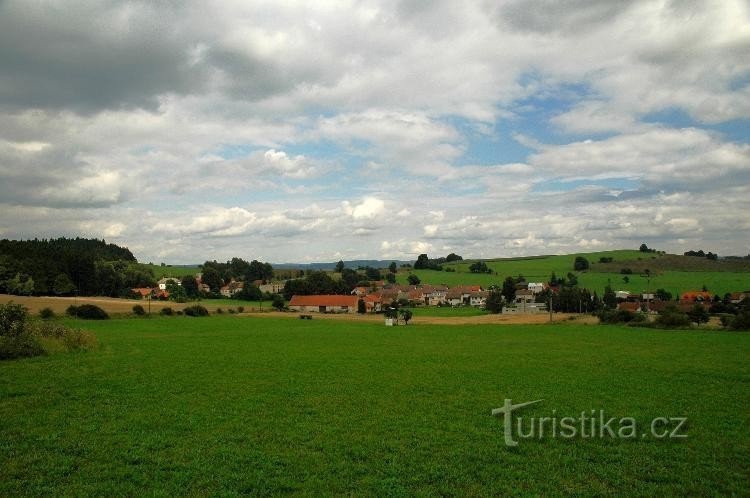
[0,238,154,297]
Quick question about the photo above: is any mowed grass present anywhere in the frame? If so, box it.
[1,316,748,496]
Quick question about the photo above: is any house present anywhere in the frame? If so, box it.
[220,280,244,297]
[729,291,750,304]
[618,302,642,312]
[423,285,448,306]
[157,277,181,290]
[681,291,713,302]
[363,294,382,313]
[445,289,464,306]
[351,286,370,297]
[131,287,154,298]
[259,281,285,294]
[527,282,545,294]
[288,295,359,313]
[503,302,547,314]
[615,290,631,300]
[469,291,489,307]
[515,289,535,304]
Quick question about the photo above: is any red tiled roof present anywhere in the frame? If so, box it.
[618,302,641,312]
[131,287,153,297]
[289,295,359,307]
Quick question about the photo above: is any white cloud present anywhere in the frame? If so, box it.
[342,196,385,220]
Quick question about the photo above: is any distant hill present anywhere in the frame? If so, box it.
[273,260,413,271]
[395,249,750,297]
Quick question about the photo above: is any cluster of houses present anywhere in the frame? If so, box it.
[288,280,550,314]
[616,289,750,313]
[131,276,286,300]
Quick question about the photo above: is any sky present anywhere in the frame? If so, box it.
[0,0,748,264]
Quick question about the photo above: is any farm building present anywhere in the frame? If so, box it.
[289,295,359,314]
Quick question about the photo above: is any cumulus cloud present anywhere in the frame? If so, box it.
[0,0,747,262]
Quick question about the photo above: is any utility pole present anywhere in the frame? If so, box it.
[548,291,553,322]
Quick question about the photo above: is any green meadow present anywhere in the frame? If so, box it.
[398,250,750,297]
[1,316,748,496]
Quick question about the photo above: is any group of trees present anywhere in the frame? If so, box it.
[201,258,273,289]
[414,253,462,271]
[684,249,718,260]
[469,261,492,274]
[0,238,155,297]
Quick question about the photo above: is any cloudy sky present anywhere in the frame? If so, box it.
[0,0,748,263]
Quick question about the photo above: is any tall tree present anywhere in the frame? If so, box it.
[501,276,516,303]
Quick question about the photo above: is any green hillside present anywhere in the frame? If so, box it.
[397,250,750,296]
[142,264,201,279]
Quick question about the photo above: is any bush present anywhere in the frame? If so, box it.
[598,309,646,324]
[183,305,209,317]
[687,304,709,324]
[727,310,750,330]
[159,307,174,316]
[655,306,692,328]
[620,268,633,274]
[66,304,109,320]
[216,308,224,314]
[237,306,244,313]
[39,307,56,320]
[132,304,146,316]
[0,333,45,360]
[30,321,98,352]
[0,302,97,360]
[176,310,184,316]
[0,302,29,337]
[573,256,589,271]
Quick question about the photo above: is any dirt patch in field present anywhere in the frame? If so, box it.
[0,294,250,315]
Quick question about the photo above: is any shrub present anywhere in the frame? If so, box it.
[727,310,750,331]
[66,304,109,320]
[216,308,224,314]
[30,321,98,352]
[655,305,692,328]
[0,302,97,359]
[598,309,646,324]
[176,310,183,316]
[39,307,56,320]
[687,304,709,324]
[620,268,633,275]
[183,305,209,317]
[237,306,244,313]
[132,304,146,316]
[0,302,29,337]
[0,333,45,360]
[159,307,174,316]
[228,308,236,314]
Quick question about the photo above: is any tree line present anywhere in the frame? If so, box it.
[0,238,153,297]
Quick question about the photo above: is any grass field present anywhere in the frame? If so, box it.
[1,316,748,495]
[142,264,201,279]
[397,250,750,297]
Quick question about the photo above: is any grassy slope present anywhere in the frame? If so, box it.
[142,264,201,279]
[1,316,748,495]
[398,250,750,296]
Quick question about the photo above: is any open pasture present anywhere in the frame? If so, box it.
[1,316,748,495]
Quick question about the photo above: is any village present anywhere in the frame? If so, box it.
[128,274,750,317]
